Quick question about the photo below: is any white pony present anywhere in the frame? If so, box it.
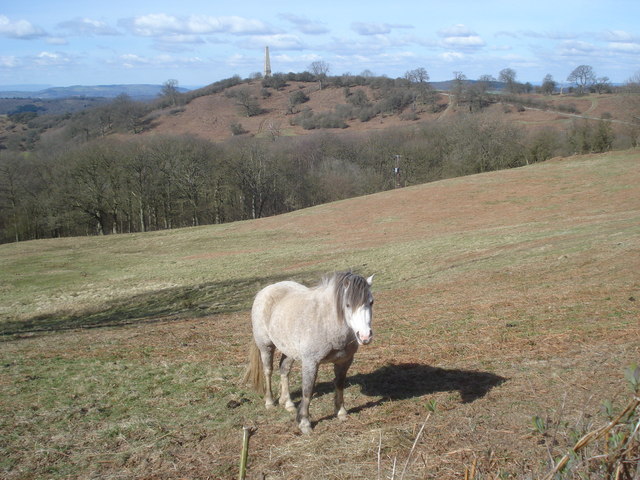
[244,272,374,434]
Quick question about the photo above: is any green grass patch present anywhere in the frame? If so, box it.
[0,351,254,478]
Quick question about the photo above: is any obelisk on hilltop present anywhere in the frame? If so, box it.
[264,46,272,78]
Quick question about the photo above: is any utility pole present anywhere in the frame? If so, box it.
[264,46,271,78]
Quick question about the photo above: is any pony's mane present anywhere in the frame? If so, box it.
[320,271,370,322]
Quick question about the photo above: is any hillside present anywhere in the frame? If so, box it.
[0,150,639,479]
[1,77,635,161]
[144,80,634,143]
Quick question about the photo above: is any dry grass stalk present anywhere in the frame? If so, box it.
[399,413,431,480]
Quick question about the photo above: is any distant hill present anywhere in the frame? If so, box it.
[0,84,190,101]
[0,97,111,116]
[0,83,194,117]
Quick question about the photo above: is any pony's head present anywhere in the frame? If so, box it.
[334,272,375,345]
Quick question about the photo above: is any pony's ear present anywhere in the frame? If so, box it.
[366,274,375,286]
[343,276,351,289]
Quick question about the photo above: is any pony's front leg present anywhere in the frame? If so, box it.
[297,360,319,434]
[260,346,275,408]
[278,354,296,412]
[333,358,353,420]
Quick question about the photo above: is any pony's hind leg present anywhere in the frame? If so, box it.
[333,357,353,420]
[259,345,276,408]
[278,354,296,412]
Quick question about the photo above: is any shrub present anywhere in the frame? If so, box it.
[230,123,248,135]
[289,90,309,106]
[346,89,370,107]
[293,109,348,130]
[261,74,287,90]
[400,111,419,121]
[557,103,579,114]
[358,106,377,122]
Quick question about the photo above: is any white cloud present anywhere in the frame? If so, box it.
[440,51,465,62]
[0,15,46,39]
[608,42,640,54]
[601,30,640,54]
[122,13,182,36]
[602,30,638,43]
[121,14,274,37]
[442,36,485,48]
[437,24,485,50]
[189,15,272,35]
[58,18,120,36]
[557,40,596,57]
[33,51,74,66]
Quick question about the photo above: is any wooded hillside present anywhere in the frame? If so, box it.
[1,72,639,243]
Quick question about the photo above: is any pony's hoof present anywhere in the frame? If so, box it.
[337,413,348,421]
[265,401,275,410]
[284,402,296,413]
[299,419,313,435]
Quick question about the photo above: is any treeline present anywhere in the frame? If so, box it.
[0,111,619,243]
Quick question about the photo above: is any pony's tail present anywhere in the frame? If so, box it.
[242,341,266,394]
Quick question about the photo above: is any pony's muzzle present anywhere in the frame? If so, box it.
[357,330,373,345]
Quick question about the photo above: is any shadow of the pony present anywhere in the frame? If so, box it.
[307,363,506,422]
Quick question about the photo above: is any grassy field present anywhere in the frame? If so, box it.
[1,150,639,479]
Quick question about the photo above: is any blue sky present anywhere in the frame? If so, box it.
[1,0,639,88]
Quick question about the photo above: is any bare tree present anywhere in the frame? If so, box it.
[404,68,429,84]
[451,71,467,107]
[0,152,24,242]
[499,68,518,93]
[65,141,122,235]
[230,87,263,117]
[309,60,330,89]
[161,79,181,107]
[594,76,611,94]
[541,74,557,95]
[567,65,596,94]
[623,71,640,146]
[477,74,495,92]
